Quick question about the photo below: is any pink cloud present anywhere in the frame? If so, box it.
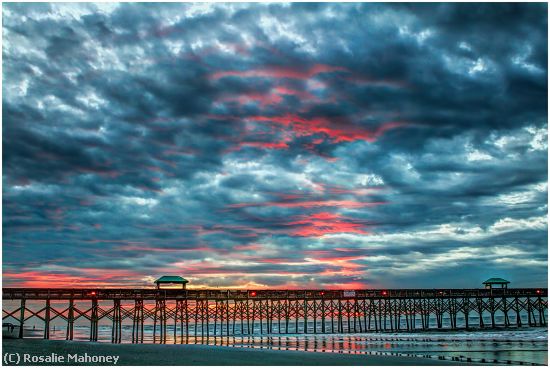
[227,200,385,209]
[247,114,407,143]
[286,212,370,237]
[210,64,347,81]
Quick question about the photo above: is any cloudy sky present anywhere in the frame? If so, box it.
[3,3,547,289]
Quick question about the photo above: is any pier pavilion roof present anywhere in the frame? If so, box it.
[155,276,188,283]
[155,276,189,285]
[482,278,510,285]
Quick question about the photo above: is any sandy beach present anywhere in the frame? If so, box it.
[2,339,465,366]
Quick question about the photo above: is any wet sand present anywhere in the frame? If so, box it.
[3,339,466,365]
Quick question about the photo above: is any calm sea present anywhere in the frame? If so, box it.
[16,323,548,365]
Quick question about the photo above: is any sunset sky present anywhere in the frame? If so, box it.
[3,3,547,289]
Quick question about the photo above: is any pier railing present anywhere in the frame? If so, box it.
[2,288,547,343]
[3,287,547,300]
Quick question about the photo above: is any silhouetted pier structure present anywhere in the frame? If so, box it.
[3,288,547,343]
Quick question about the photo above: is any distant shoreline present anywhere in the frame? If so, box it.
[3,339,463,366]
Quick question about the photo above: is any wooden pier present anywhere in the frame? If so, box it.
[3,288,547,343]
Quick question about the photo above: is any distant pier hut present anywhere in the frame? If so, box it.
[483,277,510,291]
[155,276,189,289]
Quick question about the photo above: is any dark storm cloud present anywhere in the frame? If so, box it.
[2,3,547,288]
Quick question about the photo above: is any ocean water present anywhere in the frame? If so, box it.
[18,324,548,365]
